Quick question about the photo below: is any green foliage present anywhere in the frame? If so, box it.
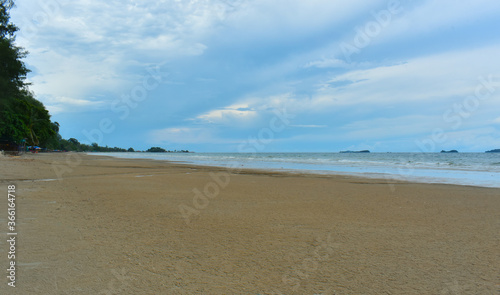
[89,144,127,152]
[54,139,127,152]
[0,0,29,99]
[147,147,167,153]
[1,2,187,155]
[145,147,190,153]
[0,1,58,147]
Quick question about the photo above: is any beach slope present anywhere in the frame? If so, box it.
[0,153,498,294]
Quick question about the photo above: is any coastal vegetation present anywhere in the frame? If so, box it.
[146,147,167,153]
[0,1,191,154]
[0,0,59,148]
[146,147,191,153]
[58,139,128,152]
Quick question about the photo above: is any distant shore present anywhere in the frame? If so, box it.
[1,153,499,294]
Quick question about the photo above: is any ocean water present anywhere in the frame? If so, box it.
[91,152,500,188]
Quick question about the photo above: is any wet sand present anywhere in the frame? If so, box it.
[0,153,499,294]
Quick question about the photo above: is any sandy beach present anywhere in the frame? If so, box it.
[0,153,499,294]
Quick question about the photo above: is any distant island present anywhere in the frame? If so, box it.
[440,150,458,153]
[146,147,191,153]
[485,149,500,153]
[339,150,370,153]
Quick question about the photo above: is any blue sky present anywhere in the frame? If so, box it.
[10,0,500,152]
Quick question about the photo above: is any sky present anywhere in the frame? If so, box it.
[9,0,500,152]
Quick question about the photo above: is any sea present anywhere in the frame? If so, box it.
[91,152,500,188]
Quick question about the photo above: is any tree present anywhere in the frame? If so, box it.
[0,0,29,101]
[91,142,100,152]
[0,0,58,147]
[146,147,166,153]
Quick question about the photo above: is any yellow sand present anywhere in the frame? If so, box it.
[0,153,498,294]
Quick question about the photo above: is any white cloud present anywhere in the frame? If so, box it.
[298,0,500,73]
[195,103,257,124]
[12,0,243,114]
[48,96,103,106]
[380,0,500,43]
[40,96,105,115]
[317,45,500,107]
[7,0,500,151]
[221,0,383,44]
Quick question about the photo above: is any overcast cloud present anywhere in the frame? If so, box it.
[10,0,500,152]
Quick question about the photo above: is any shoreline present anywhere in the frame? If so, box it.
[0,153,499,294]
[88,152,500,189]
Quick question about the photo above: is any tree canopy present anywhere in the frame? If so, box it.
[0,2,188,153]
[0,0,59,147]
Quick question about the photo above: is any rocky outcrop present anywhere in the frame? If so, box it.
[485,149,500,153]
[440,150,458,153]
[340,150,370,153]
